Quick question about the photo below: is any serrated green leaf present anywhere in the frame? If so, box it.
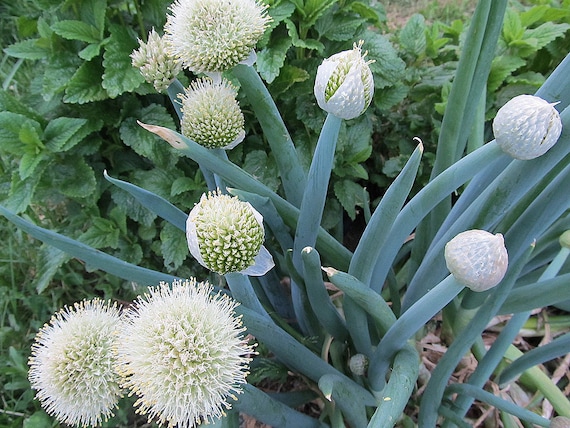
[44,117,103,153]
[79,42,103,60]
[269,64,309,96]
[522,22,570,56]
[284,19,324,51]
[257,35,293,83]
[3,39,49,59]
[374,83,409,111]
[350,2,385,26]
[488,55,526,92]
[361,30,405,88]
[43,55,82,99]
[119,103,178,168]
[0,91,46,124]
[50,156,97,198]
[340,119,373,164]
[20,152,45,180]
[302,0,338,27]
[242,150,280,191]
[0,113,39,153]
[171,176,200,197]
[102,25,144,98]
[400,14,426,57]
[160,222,188,271]
[111,188,157,226]
[64,60,108,104]
[6,172,41,213]
[79,217,120,249]
[315,12,365,42]
[79,0,107,35]
[24,411,54,428]
[503,8,524,44]
[51,20,101,43]
[334,180,365,220]
[32,245,69,293]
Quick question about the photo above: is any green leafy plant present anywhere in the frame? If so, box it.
[2,0,570,427]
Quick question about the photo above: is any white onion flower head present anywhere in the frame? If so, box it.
[28,299,122,427]
[493,94,562,160]
[131,28,182,92]
[164,0,271,74]
[314,41,374,120]
[444,229,509,292]
[180,78,245,149]
[115,279,254,427]
[187,190,274,276]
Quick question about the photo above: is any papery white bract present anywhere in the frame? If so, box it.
[493,94,562,160]
[180,78,245,149]
[28,299,122,427]
[164,0,271,74]
[131,28,182,92]
[115,279,254,427]
[314,41,374,120]
[444,229,508,292]
[186,190,274,276]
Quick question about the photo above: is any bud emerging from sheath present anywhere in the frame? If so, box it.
[131,28,182,92]
[180,78,245,149]
[444,229,508,292]
[186,190,274,276]
[348,353,369,376]
[28,299,122,427]
[164,0,271,74]
[314,41,374,120]
[115,279,254,427]
[493,94,562,160]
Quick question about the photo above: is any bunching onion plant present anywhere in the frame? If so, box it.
[2,0,570,426]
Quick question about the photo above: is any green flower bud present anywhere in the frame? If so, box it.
[186,190,274,275]
[314,41,374,120]
[444,230,508,292]
[493,94,562,160]
[559,230,570,249]
[180,78,245,149]
[28,299,122,427]
[131,28,182,92]
[164,0,271,74]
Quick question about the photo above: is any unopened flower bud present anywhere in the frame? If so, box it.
[164,0,271,74]
[180,78,245,149]
[444,230,508,292]
[559,230,570,249]
[348,353,369,376]
[131,28,182,92]
[314,41,374,120]
[493,94,562,160]
[186,190,274,275]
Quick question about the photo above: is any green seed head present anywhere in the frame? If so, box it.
[131,28,182,92]
[180,78,245,149]
[187,191,266,275]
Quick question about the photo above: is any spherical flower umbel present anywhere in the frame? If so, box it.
[314,41,374,120]
[28,299,122,427]
[493,94,562,160]
[115,279,254,427]
[164,0,271,74]
[444,229,509,292]
[131,28,182,92]
[180,78,245,149]
[186,190,275,275]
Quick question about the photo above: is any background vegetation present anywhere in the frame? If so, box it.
[1,0,569,426]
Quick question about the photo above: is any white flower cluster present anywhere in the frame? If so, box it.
[28,280,253,428]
